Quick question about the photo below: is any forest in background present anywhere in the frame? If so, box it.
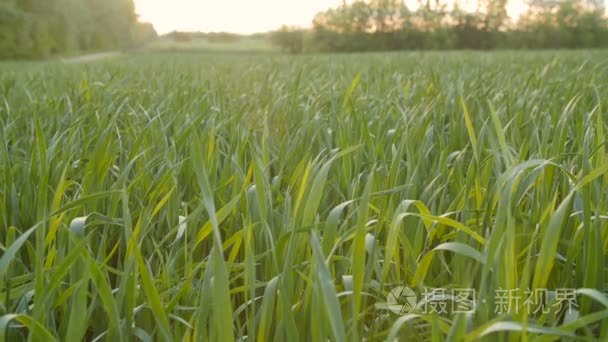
[0,0,156,59]
[271,0,608,53]
[2,0,608,59]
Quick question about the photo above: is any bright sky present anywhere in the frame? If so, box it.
[133,0,530,35]
[134,0,343,34]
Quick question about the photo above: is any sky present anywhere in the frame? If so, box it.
[133,0,530,35]
[134,0,343,34]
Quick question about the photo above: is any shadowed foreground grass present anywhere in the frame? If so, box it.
[1,50,608,341]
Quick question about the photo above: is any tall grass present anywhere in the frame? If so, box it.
[1,50,607,340]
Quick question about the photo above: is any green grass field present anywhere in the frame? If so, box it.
[1,50,608,341]
[144,37,278,54]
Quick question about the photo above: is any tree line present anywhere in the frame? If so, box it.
[165,31,247,43]
[271,0,608,53]
[0,0,156,60]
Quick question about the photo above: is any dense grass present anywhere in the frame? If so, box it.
[1,50,608,341]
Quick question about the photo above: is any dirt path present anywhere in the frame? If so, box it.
[61,51,122,63]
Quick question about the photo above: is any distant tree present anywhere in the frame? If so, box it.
[0,0,145,59]
[134,22,158,46]
[279,0,608,53]
[171,31,193,42]
[451,6,487,49]
[516,0,608,49]
[271,26,305,53]
[0,3,23,59]
[207,32,241,43]
[482,0,509,31]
